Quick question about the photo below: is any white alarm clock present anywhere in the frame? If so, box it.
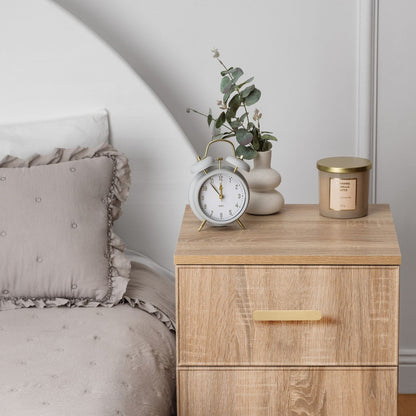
[189,139,250,231]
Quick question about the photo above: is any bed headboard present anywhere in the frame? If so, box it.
[0,0,195,271]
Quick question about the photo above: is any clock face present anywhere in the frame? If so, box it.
[198,171,247,223]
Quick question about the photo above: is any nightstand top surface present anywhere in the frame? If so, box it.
[174,204,401,265]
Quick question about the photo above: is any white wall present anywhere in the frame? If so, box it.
[377,0,416,393]
[53,0,359,204]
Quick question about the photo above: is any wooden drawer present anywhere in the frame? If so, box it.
[177,266,399,366]
[178,367,397,416]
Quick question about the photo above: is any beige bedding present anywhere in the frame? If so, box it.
[0,260,176,416]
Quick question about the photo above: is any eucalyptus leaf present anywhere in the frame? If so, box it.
[262,141,273,151]
[236,128,253,145]
[252,132,260,150]
[239,113,248,122]
[221,133,236,140]
[228,94,241,117]
[223,88,233,104]
[228,94,241,114]
[230,120,240,129]
[236,145,258,160]
[241,85,255,98]
[207,114,213,126]
[262,134,277,141]
[245,88,261,106]
[220,67,234,76]
[230,67,243,83]
[237,76,254,88]
[215,111,226,128]
[220,76,234,94]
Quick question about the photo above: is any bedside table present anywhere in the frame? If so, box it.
[174,204,401,415]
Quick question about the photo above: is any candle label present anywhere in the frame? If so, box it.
[330,178,357,211]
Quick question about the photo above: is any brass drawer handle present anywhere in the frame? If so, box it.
[253,310,322,322]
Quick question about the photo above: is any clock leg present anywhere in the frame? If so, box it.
[236,219,246,230]
[198,220,207,232]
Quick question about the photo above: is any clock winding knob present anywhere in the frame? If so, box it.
[225,156,250,172]
[191,156,215,174]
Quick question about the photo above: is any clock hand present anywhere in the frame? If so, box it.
[219,183,224,200]
[210,183,221,197]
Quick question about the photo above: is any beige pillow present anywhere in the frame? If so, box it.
[0,144,131,309]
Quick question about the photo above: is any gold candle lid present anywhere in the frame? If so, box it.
[317,156,372,174]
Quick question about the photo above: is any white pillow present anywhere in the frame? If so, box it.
[0,110,109,159]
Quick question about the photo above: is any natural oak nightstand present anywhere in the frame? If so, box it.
[175,204,401,415]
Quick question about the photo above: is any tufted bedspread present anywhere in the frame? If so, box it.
[0,260,176,416]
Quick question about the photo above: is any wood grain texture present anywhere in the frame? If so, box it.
[174,204,401,265]
[178,367,397,416]
[398,395,416,416]
[175,204,400,415]
[178,266,399,366]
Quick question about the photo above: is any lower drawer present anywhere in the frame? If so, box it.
[178,367,397,416]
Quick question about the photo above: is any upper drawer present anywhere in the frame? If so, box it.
[177,266,399,366]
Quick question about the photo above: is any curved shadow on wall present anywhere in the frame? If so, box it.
[51,0,208,154]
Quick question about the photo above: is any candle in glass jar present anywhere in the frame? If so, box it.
[317,157,372,219]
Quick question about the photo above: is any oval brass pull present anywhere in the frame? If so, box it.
[253,310,322,322]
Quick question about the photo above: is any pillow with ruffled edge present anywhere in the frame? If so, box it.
[0,144,131,309]
[0,110,110,160]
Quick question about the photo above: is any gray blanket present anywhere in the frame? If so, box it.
[0,260,176,416]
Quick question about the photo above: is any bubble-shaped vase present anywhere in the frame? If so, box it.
[243,150,284,215]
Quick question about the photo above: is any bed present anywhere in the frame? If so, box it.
[0,256,176,416]
[0,111,182,415]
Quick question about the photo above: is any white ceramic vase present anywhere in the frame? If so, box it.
[243,149,284,215]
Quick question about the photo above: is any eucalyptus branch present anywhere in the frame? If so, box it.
[241,101,250,129]
[186,49,277,160]
[186,108,233,132]
[216,57,228,73]
[186,108,207,118]
[216,57,250,128]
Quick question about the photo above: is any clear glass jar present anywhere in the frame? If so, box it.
[317,157,372,219]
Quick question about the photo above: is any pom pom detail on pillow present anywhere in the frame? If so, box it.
[0,144,131,309]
